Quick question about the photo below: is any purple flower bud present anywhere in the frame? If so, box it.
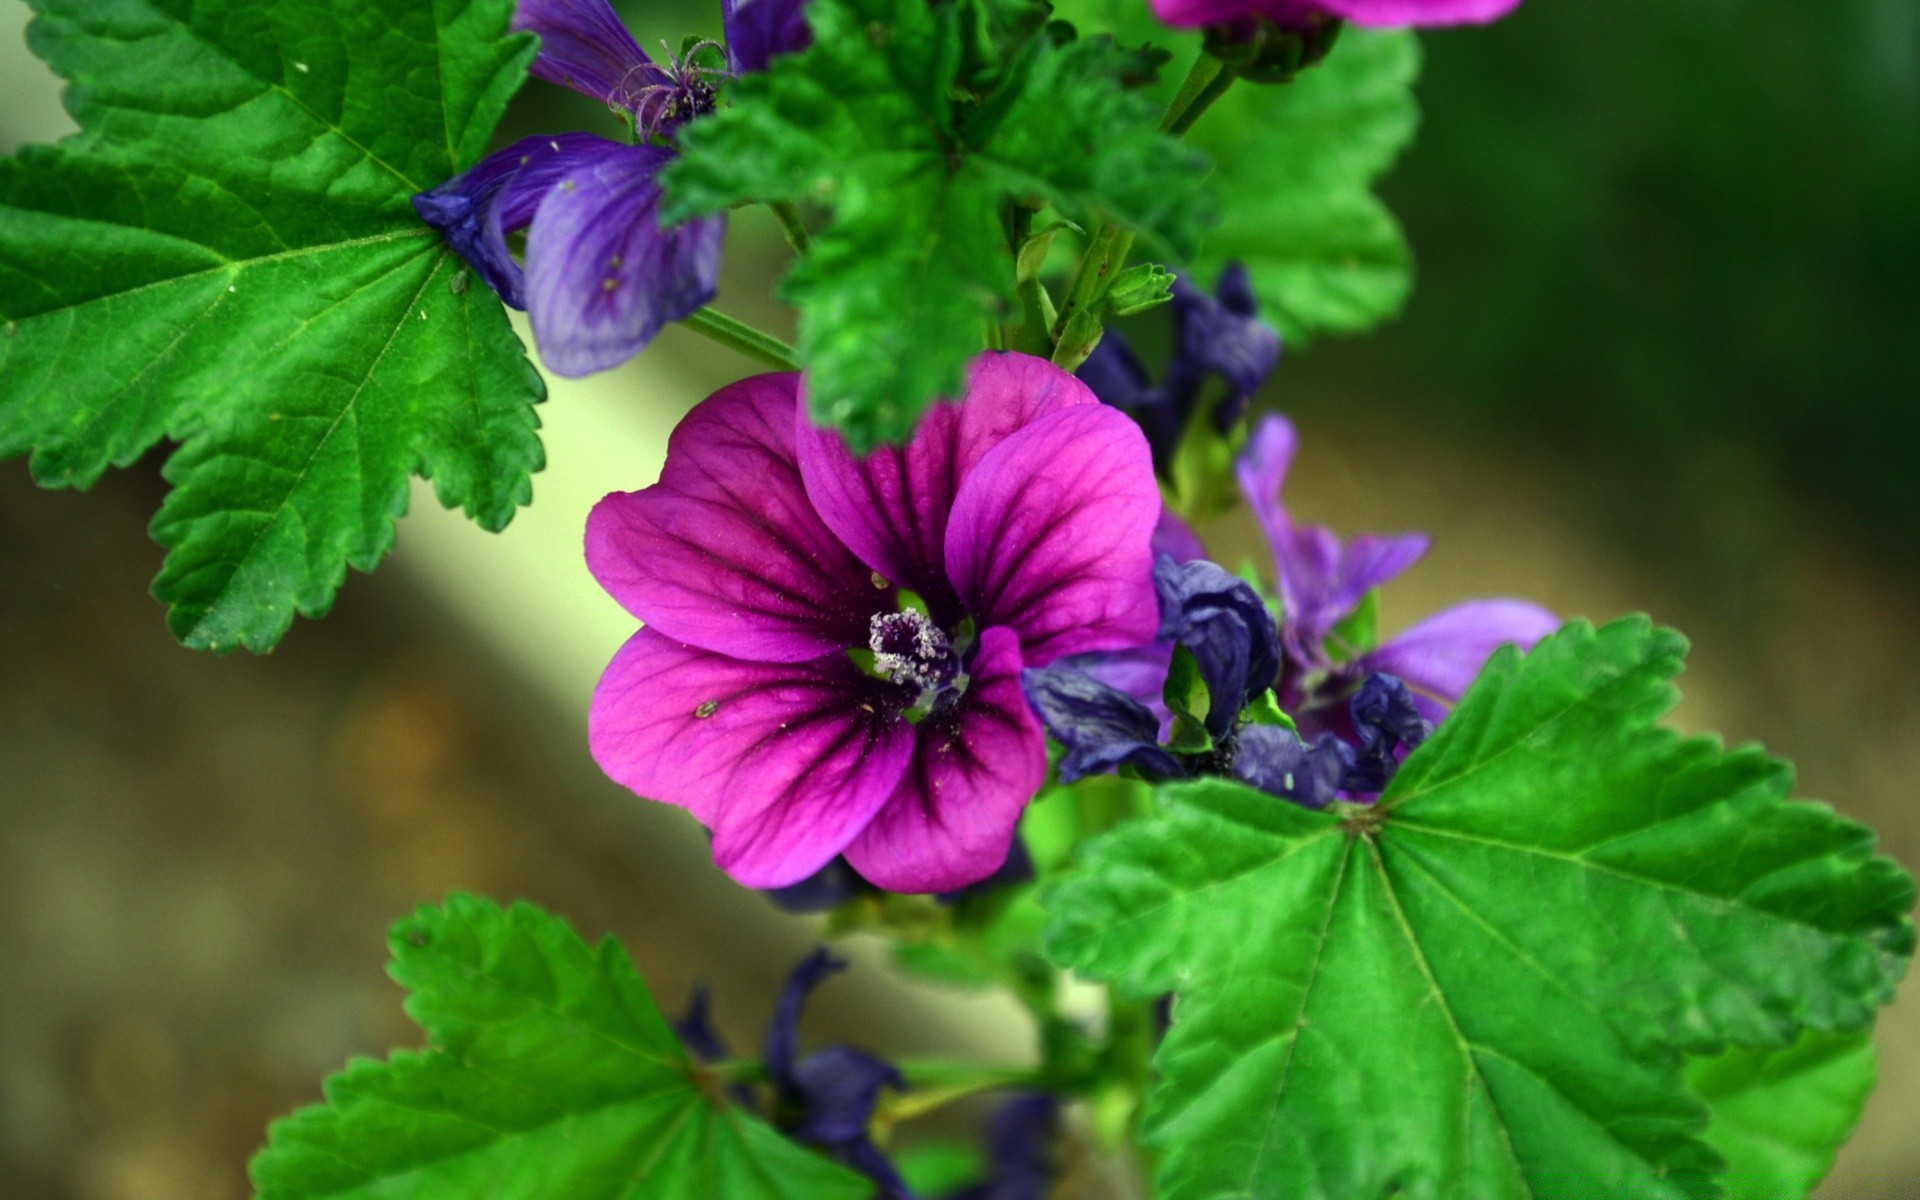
[1232,724,1353,809]
[1153,556,1282,736]
[1022,665,1189,783]
[1341,672,1432,794]
[944,1094,1060,1200]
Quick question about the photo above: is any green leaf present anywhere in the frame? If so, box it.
[1688,1031,1877,1199]
[1047,0,1419,343]
[663,0,1210,450]
[251,895,870,1200]
[1045,617,1914,1200]
[0,0,545,651]
[1189,31,1421,344]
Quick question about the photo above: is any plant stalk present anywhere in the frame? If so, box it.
[1050,52,1238,343]
[680,305,800,370]
[769,200,812,254]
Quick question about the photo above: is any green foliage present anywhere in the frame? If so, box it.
[1189,31,1421,343]
[251,895,869,1200]
[0,0,545,651]
[1689,1031,1878,1199]
[1045,617,1914,1200]
[1049,0,1419,344]
[662,0,1210,450]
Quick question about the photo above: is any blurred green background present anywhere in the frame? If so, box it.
[2,0,1916,1196]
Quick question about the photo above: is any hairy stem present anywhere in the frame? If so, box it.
[680,305,800,370]
[1050,51,1238,342]
[769,200,812,254]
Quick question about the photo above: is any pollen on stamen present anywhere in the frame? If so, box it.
[695,700,719,718]
[870,572,889,590]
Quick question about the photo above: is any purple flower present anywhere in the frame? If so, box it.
[412,0,811,376]
[587,354,1161,892]
[1151,0,1522,33]
[1021,666,1188,784]
[943,1094,1060,1200]
[1075,263,1281,469]
[1232,414,1560,725]
[674,951,912,1198]
[1153,555,1282,738]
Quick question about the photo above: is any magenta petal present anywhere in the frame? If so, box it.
[945,404,1161,666]
[513,0,655,106]
[796,352,1096,615]
[586,374,886,662]
[1360,599,1561,704]
[1323,0,1522,26]
[842,627,1047,892]
[590,629,914,888]
[1151,0,1320,29]
[524,142,723,377]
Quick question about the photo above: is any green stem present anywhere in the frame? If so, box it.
[769,200,811,254]
[1050,51,1238,342]
[680,305,800,370]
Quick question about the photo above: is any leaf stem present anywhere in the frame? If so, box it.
[679,305,800,370]
[769,200,812,253]
[1050,51,1238,344]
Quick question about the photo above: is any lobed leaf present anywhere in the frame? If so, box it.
[0,0,546,650]
[251,894,870,1200]
[1688,1031,1877,1199]
[1045,617,1914,1200]
[663,0,1210,450]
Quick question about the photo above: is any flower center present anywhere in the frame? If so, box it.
[868,609,964,715]
[618,42,725,142]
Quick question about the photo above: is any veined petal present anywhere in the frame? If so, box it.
[1237,414,1428,655]
[946,404,1161,665]
[524,142,724,377]
[843,627,1048,893]
[797,352,1095,620]
[589,630,915,888]
[1323,0,1523,26]
[513,0,657,107]
[411,132,620,309]
[586,374,886,661]
[723,0,815,74]
[1360,598,1561,704]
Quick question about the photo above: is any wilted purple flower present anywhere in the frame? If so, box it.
[673,951,912,1197]
[1233,414,1560,726]
[1153,556,1282,738]
[1022,666,1187,784]
[1152,0,1522,33]
[413,0,811,377]
[588,355,1160,892]
[944,1094,1060,1200]
[1076,263,1281,468]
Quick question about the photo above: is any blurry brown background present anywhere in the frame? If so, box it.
[2,0,1916,1196]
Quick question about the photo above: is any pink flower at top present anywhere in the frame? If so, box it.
[585,354,1161,892]
[1152,0,1520,32]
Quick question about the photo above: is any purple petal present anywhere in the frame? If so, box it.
[1020,663,1186,784]
[797,352,1095,619]
[946,405,1162,665]
[586,374,886,662]
[589,630,915,888]
[1165,264,1282,425]
[843,627,1048,893]
[1323,0,1523,26]
[724,0,815,74]
[512,0,657,107]
[1360,598,1561,705]
[412,133,619,309]
[524,141,724,377]
[1153,508,1207,564]
[1236,415,1428,656]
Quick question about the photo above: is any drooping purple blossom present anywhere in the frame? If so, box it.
[588,354,1160,893]
[672,951,912,1197]
[943,1094,1060,1200]
[413,0,812,377]
[1231,414,1560,727]
[1075,263,1281,468]
[1152,0,1522,34]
